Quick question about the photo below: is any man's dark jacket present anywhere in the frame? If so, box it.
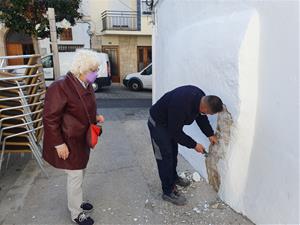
[149,85,214,149]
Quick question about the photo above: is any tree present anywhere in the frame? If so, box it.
[0,0,82,53]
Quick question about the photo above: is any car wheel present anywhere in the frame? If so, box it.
[129,80,142,91]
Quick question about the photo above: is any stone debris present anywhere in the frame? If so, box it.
[192,172,201,182]
[209,200,227,209]
[179,172,187,179]
[134,218,138,221]
[211,203,220,209]
[193,207,201,213]
[184,211,191,216]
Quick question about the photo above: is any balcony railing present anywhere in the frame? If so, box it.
[101,10,138,31]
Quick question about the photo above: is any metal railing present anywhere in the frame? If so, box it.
[101,10,138,31]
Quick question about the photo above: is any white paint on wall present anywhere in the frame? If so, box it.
[39,22,90,56]
[153,1,299,224]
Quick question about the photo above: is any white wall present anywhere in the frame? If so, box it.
[39,22,90,56]
[153,0,299,224]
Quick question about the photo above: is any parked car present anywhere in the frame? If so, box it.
[41,51,111,91]
[123,63,152,91]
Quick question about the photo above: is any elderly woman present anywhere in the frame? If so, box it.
[43,49,104,225]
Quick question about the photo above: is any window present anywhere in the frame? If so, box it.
[141,65,152,75]
[58,44,84,52]
[141,0,152,15]
[60,28,73,41]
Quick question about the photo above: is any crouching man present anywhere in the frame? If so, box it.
[148,85,223,206]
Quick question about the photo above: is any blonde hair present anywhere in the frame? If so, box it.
[70,49,100,77]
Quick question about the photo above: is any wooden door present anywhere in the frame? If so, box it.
[6,43,24,65]
[137,46,152,71]
[102,46,120,83]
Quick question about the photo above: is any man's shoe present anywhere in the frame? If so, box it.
[73,212,94,225]
[81,202,93,213]
[173,186,182,196]
[175,176,191,187]
[162,192,187,206]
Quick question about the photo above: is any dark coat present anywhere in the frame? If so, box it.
[149,85,214,149]
[42,73,97,170]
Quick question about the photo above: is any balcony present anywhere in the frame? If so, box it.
[101,10,139,32]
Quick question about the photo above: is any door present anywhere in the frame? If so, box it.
[6,43,24,65]
[102,46,120,83]
[6,30,34,65]
[137,46,152,72]
[140,64,152,89]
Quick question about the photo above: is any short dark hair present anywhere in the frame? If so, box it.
[204,95,223,113]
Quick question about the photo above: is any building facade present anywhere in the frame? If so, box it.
[0,0,152,83]
[85,0,152,82]
[152,0,299,224]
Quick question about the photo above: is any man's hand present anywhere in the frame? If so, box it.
[208,135,218,145]
[96,115,105,123]
[194,143,206,154]
[55,143,69,160]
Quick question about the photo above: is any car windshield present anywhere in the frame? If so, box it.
[142,65,152,75]
[42,56,53,68]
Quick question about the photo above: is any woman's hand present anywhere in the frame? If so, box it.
[96,115,105,123]
[55,143,69,160]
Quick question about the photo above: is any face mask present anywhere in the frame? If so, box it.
[85,71,98,84]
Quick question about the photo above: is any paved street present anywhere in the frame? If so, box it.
[0,85,252,225]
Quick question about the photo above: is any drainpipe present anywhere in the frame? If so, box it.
[137,0,141,31]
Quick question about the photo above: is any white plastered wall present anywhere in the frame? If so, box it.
[153,1,299,224]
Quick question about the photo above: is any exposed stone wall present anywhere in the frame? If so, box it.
[92,35,151,81]
[119,36,138,80]
[205,105,233,192]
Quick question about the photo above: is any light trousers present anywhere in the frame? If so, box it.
[64,169,86,220]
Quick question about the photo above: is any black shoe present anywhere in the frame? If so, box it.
[175,176,191,187]
[162,192,187,206]
[80,202,93,213]
[73,212,94,225]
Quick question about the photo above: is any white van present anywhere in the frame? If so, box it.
[123,63,152,91]
[41,51,111,91]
